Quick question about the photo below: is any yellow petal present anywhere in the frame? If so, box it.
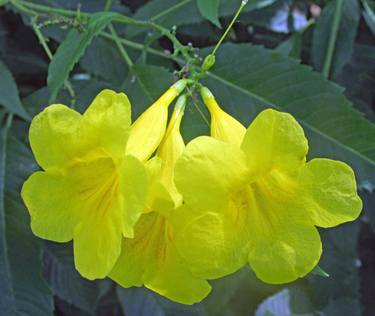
[148,181,176,218]
[241,109,308,177]
[144,158,175,217]
[299,158,362,228]
[82,89,131,159]
[170,205,248,280]
[74,206,123,280]
[126,80,187,161]
[110,212,211,304]
[201,86,246,146]
[175,136,249,213]
[156,95,186,206]
[119,155,149,238]
[69,157,123,280]
[21,170,83,242]
[234,174,322,283]
[248,209,322,284]
[28,89,132,170]
[28,104,82,170]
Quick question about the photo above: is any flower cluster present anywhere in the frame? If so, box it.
[22,80,362,304]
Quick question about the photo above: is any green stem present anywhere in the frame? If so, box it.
[14,0,185,54]
[186,87,210,126]
[108,24,134,67]
[31,18,52,59]
[151,0,192,21]
[30,17,76,101]
[211,0,248,56]
[100,32,184,64]
[11,0,37,16]
[104,0,112,11]
[322,0,343,78]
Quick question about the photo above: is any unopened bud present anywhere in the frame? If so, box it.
[202,54,216,71]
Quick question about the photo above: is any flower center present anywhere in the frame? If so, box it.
[71,157,120,217]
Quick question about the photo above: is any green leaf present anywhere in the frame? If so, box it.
[276,21,313,59]
[312,0,360,78]
[0,118,13,315]
[360,186,375,232]
[276,34,302,59]
[117,286,205,316]
[336,44,375,120]
[47,12,118,102]
[43,242,100,313]
[197,0,221,27]
[117,287,166,316]
[0,60,30,120]
[322,298,361,316]
[126,0,276,38]
[122,64,174,119]
[202,43,375,182]
[81,37,129,87]
[0,131,53,315]
[308,223,361,312]
[362,0,375,36]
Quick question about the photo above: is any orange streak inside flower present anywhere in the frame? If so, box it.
[73,157,120,217]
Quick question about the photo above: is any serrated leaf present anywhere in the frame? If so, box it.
[0,60,30,120]
[0,132,53,316]
[202,43,375,182]
[312,0,360,78]
[47,12,118,102]
[197,0,221,27]
[43,242,100,313]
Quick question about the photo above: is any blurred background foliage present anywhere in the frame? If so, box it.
[1,0,375,315]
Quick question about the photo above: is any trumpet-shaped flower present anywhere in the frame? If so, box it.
[201,87,246,146]
[172,107,362,284]
[21,90,151,280]
[110,95,211,304]
[126,79,187,162]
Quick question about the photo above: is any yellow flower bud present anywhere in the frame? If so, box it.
[200,86,246,146]
[126,79,187,161]
[157,94,186,206]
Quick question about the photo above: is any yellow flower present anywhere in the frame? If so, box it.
[109,95,211,304]
[172,107,362,284]
[126,79,188,162]
[21,90,150,280]
[201,86,246,146]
